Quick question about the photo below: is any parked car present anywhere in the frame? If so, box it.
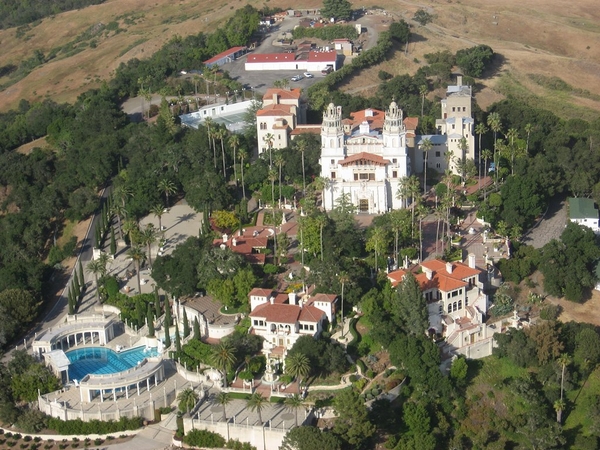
[303,72,314,78]
[291,75,304,82]
[321,66,333,74]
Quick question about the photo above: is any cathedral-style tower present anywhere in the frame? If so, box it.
[382,100,409,179]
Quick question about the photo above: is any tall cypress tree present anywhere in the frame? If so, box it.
[73,274,80,299]
[68,287,74,315]
[175,322,182,353]
[182,308,190,338]
[110,227,117,256]
[147,307,155,337]
[164,321,171,348]
[193,317,201,340]
[95,227,101,249]
[154,288,161,318]
[78,260,85,289]
[165,300,172,327]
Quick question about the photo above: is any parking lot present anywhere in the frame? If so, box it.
[224,15,329,94]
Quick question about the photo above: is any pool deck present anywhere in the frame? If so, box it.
[40,360,192,419]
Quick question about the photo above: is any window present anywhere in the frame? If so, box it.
[452,107,456,112]
[452,290,459,297]
[463,106,466,111]
[392,158,397,163]
[359,173,369,180]
[309,325,314,331]
[447,304,452,313]
[392,171,397,178]
[331,159,335,165]
[354,173,359,181]
[438,304,443,313]
[331,172,336,179]
[452,124,455,129]
[435,151,441,157]
[253,320,259,326]
[453,302,457,312]
[458,300,462,309]
[436,163,441,168]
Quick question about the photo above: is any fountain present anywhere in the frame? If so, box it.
[261,341,280,385]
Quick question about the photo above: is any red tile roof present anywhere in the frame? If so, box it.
[247,53,296,63]
[339,151,390,166]
[299,305,325,322]
[249,288,273,298]
[263,88,302,101]
[348,108,385,130]
[250,303,301,324]
[257,104,294,117]
[291,125,321,135]
[404,117,419,131]
[308,50,337,63]
[309,293,338,304]
[204,46,246,65]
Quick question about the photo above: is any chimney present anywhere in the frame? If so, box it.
[232,238,237,247]
[457,74,463,86]
[288,292,297,305]
[446,262,453,274]
[269,296,275,304]
[222,233,228,242]
[468,253,476,269]
[273,93,279,104]
[424,267,433,280]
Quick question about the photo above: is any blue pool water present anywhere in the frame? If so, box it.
[67,346,158,381]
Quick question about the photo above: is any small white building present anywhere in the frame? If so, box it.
[256,88,305,154]
[568,197,600,233]
[245,50,338,72]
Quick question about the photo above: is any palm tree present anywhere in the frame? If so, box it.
[215,127,228,178]
[158,179,177,208]
[97,251,111,277]
[216,391,231,422]
[110,202,127,239]
[228,134,240,184]
[268,169,277,211]
[86,259,103,302]
[524,123,533,154]
[284,394,305,427]
[204,117,216,169]
[397,175,420,238]
[458,136,469,184]
[123,219,139,246]
[410,203,426,262]
[419,84,428,118]
[481,149,493,201]
[475,123,488,190]
[505,128,519,176]
[366,226,389,273]
[558,354,571,404]
[296,139,308,194]
[210,342,236,388]
[311,176,328,210]
[554,399,566,425]
[263,133,275,168]
[487,112,502,183]
[177,388,199,414]
[285,352,311,387]
[339,272,350,337]
[315,214,327,262]
[150,204,165,232]
[389,209,407,266]
[420,138,432,196]
[273,153,285,206]
[140,224,158,266]
[238,148,248,199]
[128,246,146,293]
[246,393,267,425]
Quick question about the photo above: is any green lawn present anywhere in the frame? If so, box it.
[564,367,600,435]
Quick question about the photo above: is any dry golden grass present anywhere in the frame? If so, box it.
[0,0,599,117]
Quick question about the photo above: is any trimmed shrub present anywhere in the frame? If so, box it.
[47,417,143,435]
[184,429,226,448]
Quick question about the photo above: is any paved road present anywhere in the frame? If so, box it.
[521,197,567,249]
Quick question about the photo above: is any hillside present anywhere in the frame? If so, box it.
[0,0,599,118]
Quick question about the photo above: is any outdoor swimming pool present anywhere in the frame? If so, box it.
[67,346,158,381]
